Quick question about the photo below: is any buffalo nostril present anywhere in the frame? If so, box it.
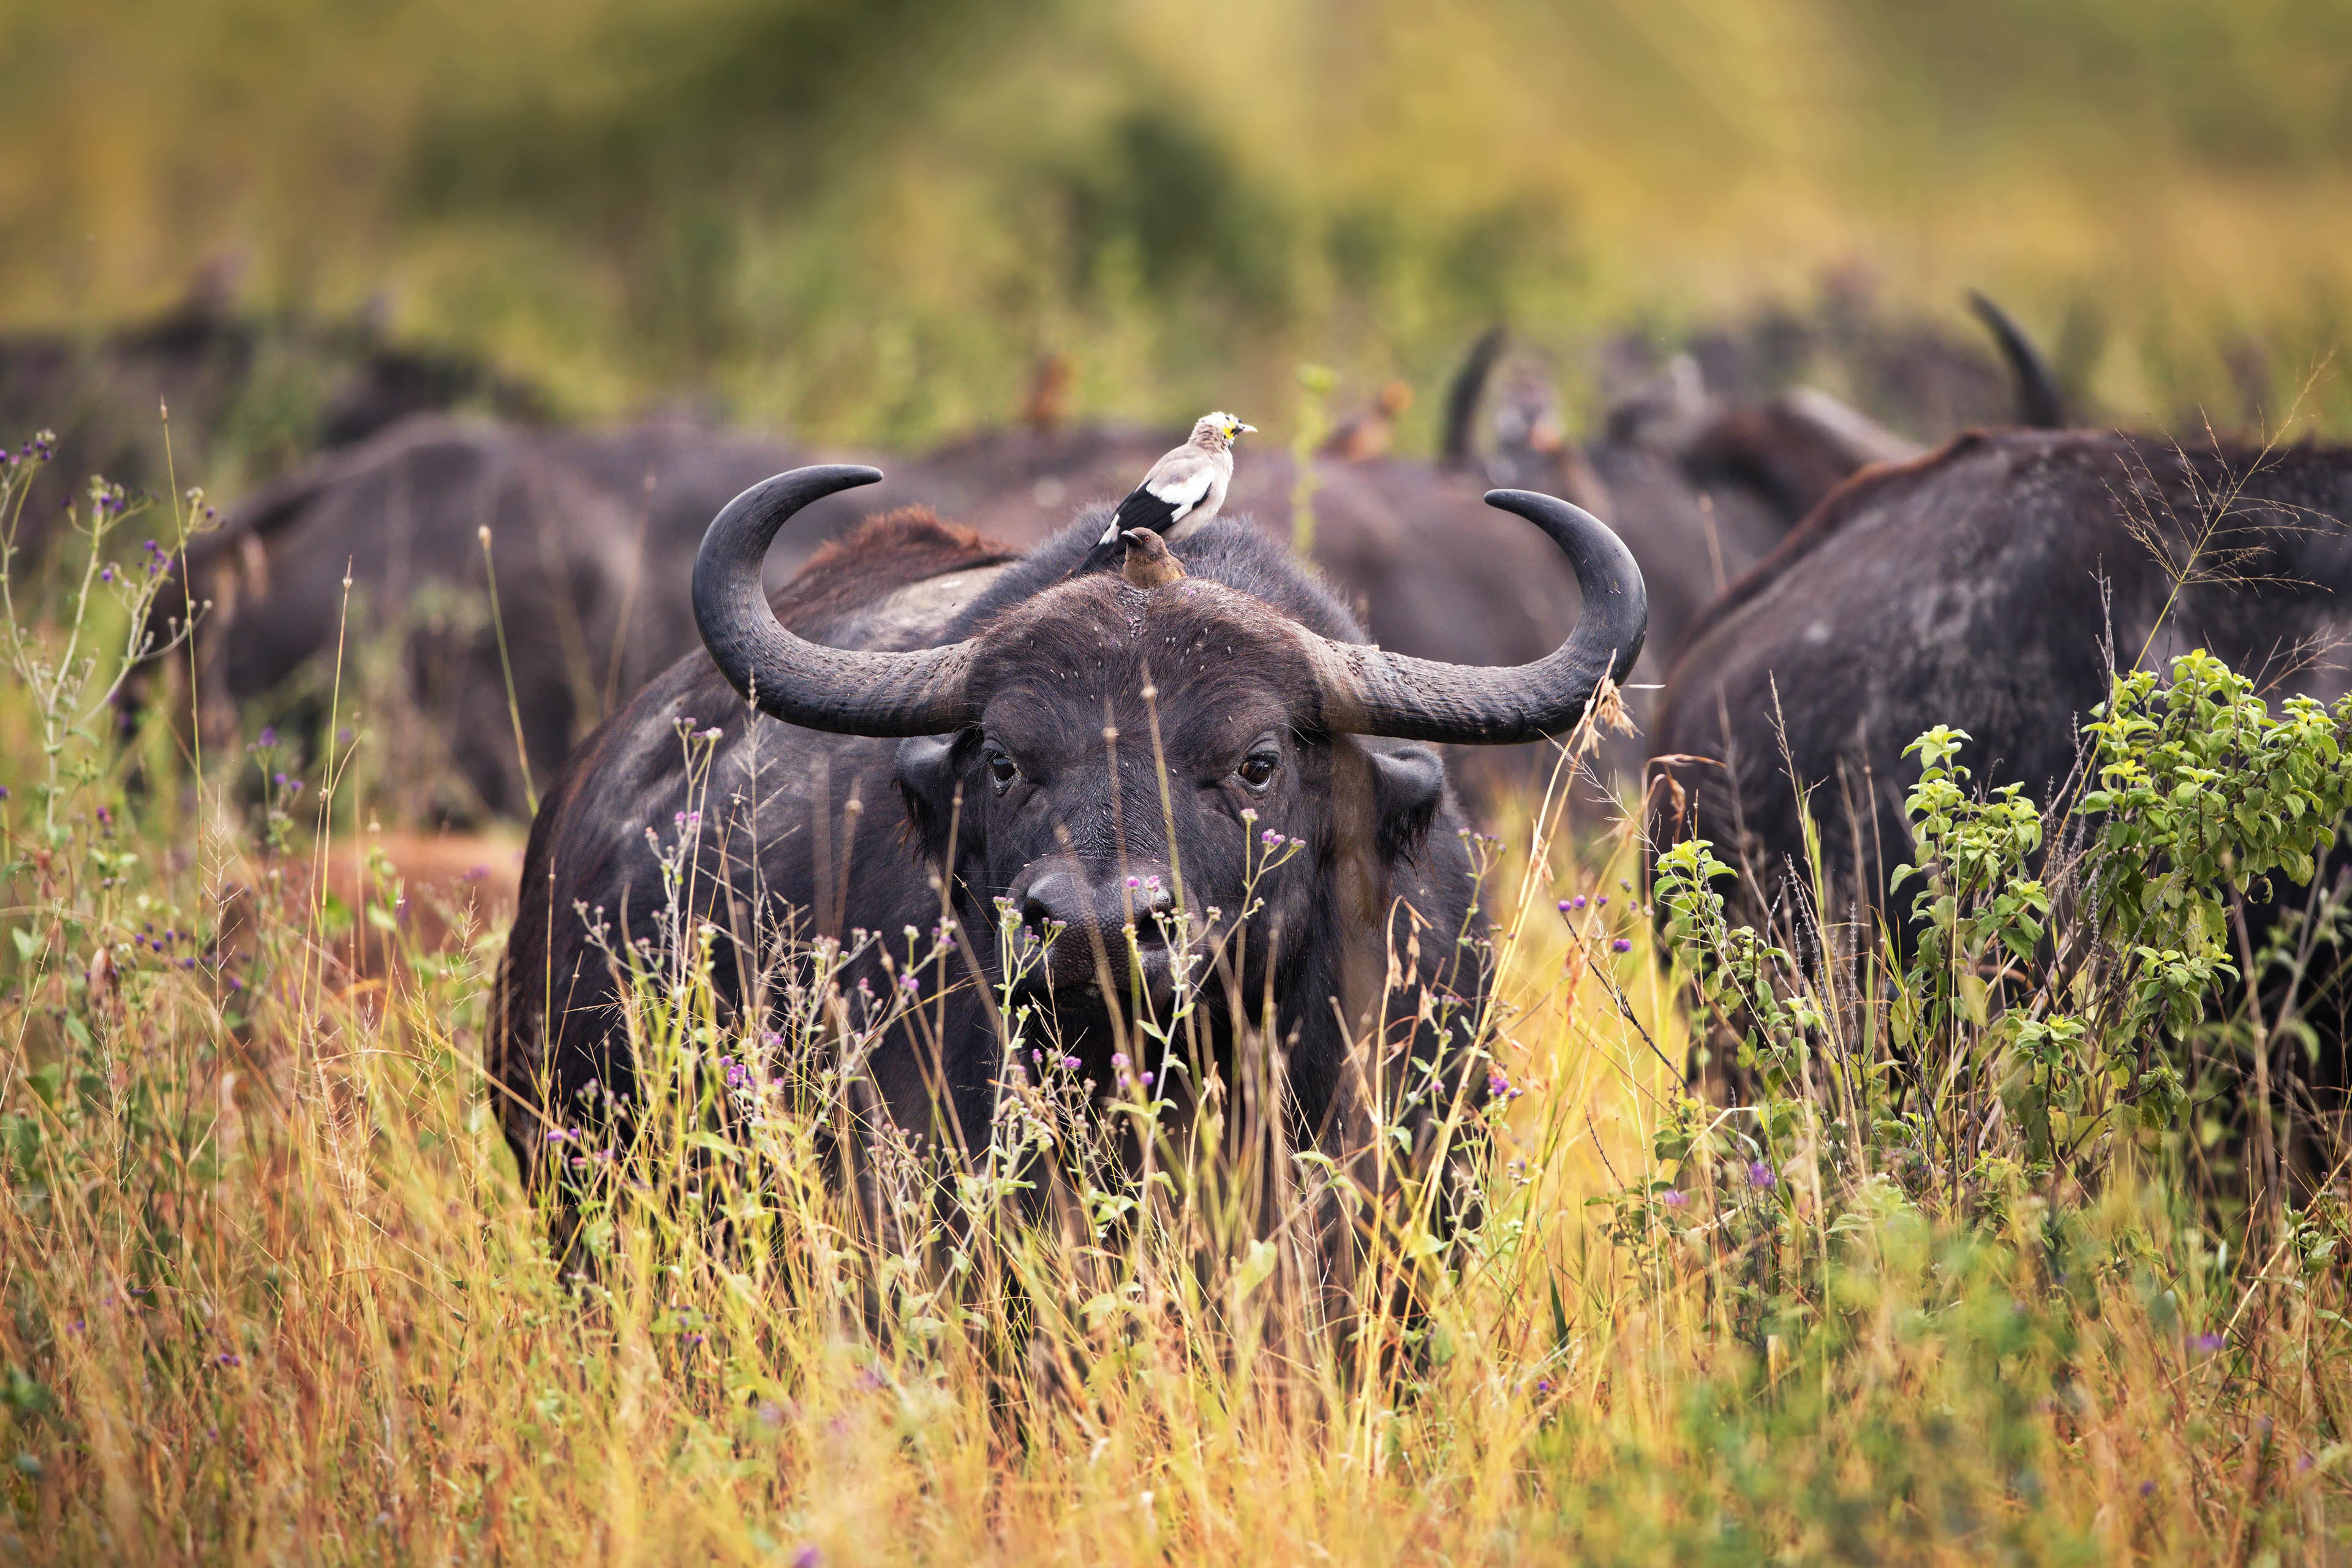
[1020,871,1084,934]
[1128,876,1178,946]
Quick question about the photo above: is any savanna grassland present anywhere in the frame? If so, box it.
[6,1,2352,1562]
[0,435,2346,1565]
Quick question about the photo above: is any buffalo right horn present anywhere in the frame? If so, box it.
[1296,489,1647,746]
[693,466,979,736]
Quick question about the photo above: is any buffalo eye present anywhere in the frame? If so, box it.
[986,749,1020,794]
[1236,749,1281,792]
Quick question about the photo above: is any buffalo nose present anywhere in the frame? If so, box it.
[1018,866,1178,944]
[1020,870,1088,935]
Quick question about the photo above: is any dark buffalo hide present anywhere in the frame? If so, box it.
[1651,429,2352,1098]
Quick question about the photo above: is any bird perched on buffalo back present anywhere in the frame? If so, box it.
[1072,412,1254,576]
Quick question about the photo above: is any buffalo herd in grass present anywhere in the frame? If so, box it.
[29,288,2347,1240]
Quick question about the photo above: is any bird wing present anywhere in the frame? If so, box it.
[1101,453,1218,542]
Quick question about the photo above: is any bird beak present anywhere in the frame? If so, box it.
[1234,421,1256,437]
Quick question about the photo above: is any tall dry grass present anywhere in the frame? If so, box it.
[1,440,2346,1563]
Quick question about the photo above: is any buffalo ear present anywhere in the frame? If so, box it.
[1368,744,1447,861]
[893,733,977,862]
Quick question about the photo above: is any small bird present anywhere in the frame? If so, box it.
[1073,412,1253,576]
[1317,379,1413,462]
[1118,528,1186,589]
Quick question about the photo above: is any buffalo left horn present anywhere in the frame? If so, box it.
[693,466,978,736]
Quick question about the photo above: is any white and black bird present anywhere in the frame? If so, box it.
[1074,412,1254,576]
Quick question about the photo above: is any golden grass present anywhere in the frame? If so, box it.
[2,740,2344,1564]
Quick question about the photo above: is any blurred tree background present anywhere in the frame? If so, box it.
[5,0,2352,445]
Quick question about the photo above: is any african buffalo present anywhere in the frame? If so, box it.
[490,469,1646,1253]
[1648,429,2352,1118]
[138,417,646,821]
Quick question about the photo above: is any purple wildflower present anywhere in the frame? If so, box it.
[1747,1160,1776,1189]
[1061,1055,1082,1072]
[2139,1480,2156,1497]
[1612,937,1632,952]
[257,726,276,747]
[793,1548,821,1568]
[2191,1332,2225,1353]
[216,1351,241,1367]
[1660,1189,1689,1208]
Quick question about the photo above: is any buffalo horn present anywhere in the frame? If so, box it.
[1295,489,1647,746]
[698,470,1646,750]
[693,466,977,736]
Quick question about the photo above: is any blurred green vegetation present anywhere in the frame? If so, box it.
[6,0,2352,443]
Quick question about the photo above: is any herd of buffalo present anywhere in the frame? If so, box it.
[23,286,2346,1229]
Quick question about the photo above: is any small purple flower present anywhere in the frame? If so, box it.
[1487,1069,1511,1098]
[216,1351,241,1367]
[793,1547,821,1568]
[1126,875,1140,890]
[897,973,920,993]
[1534,1378,1554,1396]
[2139,1480,2157,1498]
[2191,1332,2225,1353]
[1611,937,1632,952]
[257,726,276,747]
[1660,1188,1689,1208]
[1595,895,1608,907]
[1110,1052,1129,1069]
[99,565,113,582]
[1747,1161,1776,1189]
[1556,899,1573,914]
[1261,829,1281,848]
[1139,1071,1153,1086]
[1061,1055,1082,1072]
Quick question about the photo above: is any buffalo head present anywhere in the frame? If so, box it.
[692,466,1648,1033]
